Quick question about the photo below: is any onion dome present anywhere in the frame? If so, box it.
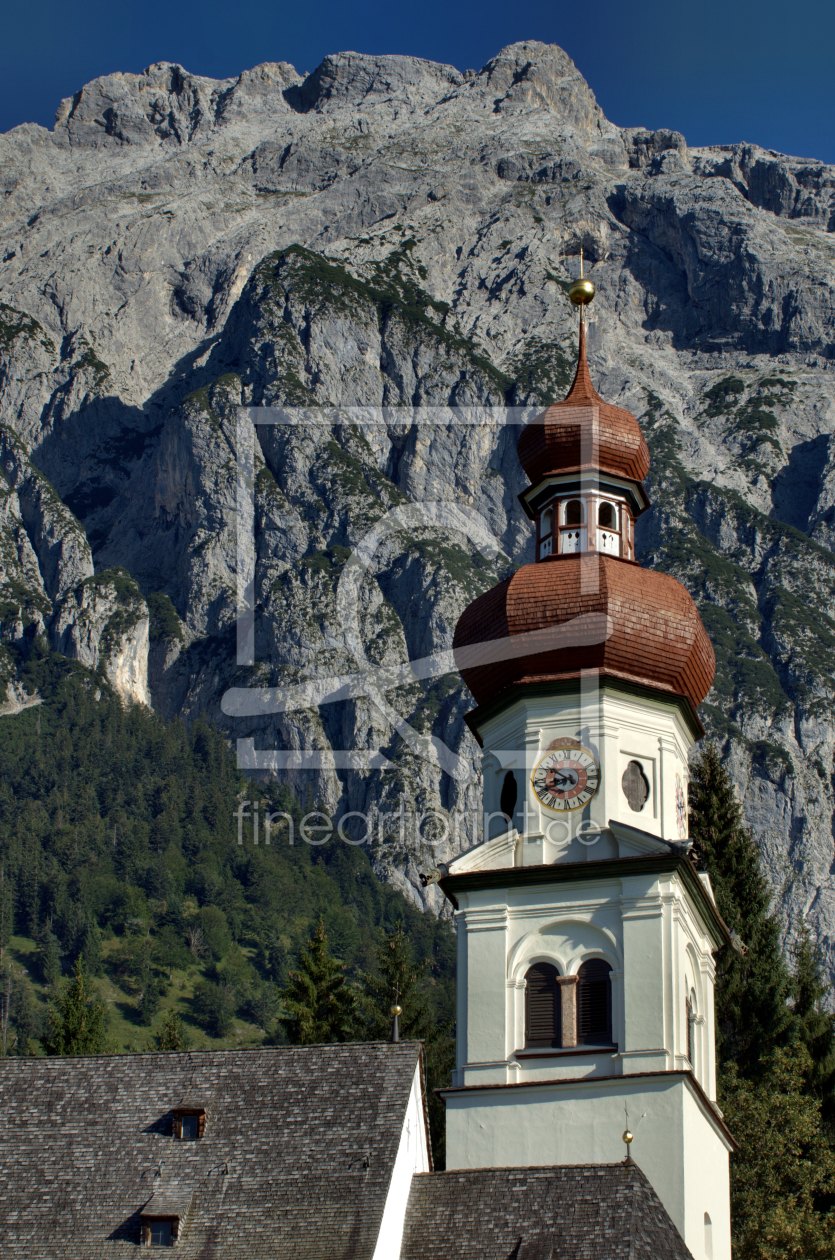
[452,554,715,714]
[516,322,650,486]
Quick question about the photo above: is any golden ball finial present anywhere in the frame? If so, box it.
[569,276,595,306]
[622,1129,634,1146]
[390,1004,403,1017]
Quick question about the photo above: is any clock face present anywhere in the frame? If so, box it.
[675,773,688,839]
[531,740,600,813]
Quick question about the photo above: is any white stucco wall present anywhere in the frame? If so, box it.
[445,1074,731,1260]
[475,683,695,853]
[451,866,718,1095]
[371,1060,430,1260]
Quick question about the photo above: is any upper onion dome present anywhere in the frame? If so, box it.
[452,554,715,716]
[516,323,650,486]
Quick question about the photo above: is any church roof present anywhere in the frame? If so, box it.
[0,1041,423,1259]
[402,1163,694,1260]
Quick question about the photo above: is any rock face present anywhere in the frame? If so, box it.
[2,41,835,975]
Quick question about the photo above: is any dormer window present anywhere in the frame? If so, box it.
[173,1107,205,1139]
[141,1190,191,1247]
[144,1218,176,1247]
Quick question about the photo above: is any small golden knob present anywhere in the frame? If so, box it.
[390,1005,403,1017]
[569,277,596,306]
[622,1129,634,1145]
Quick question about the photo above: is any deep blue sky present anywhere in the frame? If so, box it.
[2,0,834,164]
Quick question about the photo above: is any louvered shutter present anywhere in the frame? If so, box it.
[577,959,612,1045]
[525,963,561,1048]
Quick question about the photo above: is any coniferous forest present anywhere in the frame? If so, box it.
[0,640,455,1067]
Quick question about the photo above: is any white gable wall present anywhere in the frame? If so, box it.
[371,1060,430,1260]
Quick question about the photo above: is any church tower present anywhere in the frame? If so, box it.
[439,277,734,1260]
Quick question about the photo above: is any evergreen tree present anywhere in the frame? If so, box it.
[0,863,12,963]
[36,922,62,987]
[43,958,110,1055]
[689,745,793,1075]
[152,1009,191,1052]
[355,927,455,1167]
[195,979,235,1038]
[722,1044,835,1259]
[0,962,11,1055]
[80,916,103,977]
[248,983,280,1035]
[356,926,434,1042]
[280,918,356,1045]
[139,977,163,1025]
[10,977,40,1054]
[790,925,835,1126]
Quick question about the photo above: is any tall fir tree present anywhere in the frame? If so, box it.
[43,958,110,1055]
[790,925,835,1126]
[36,923,62,988]
[356,926,434,1041]
[0,863,12,964]
[152,1009,191,1052]
[11,977,40,1055]
[279,918,356,1045]
[689,744,794,1075]
[721,1044,835,1259]
[356,926,455,1167]
[80,916,103,977]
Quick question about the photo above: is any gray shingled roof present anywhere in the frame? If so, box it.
[0,1041,422,1258]
[402,1164,694,1260]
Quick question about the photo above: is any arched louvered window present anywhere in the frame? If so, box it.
[686,996,693,1065]
[576,959,613,1045]
[500,771,518,824]
[525,963,561,1048]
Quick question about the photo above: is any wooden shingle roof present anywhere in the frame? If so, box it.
[402,1163,694,1260]
[0,1041,422,1259]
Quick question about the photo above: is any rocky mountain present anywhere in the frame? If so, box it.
[1,41,835,976]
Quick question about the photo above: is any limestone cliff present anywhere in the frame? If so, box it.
[1,42,835,974]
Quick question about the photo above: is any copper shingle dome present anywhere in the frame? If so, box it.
[453,308,714,719]
[516,323,650,486]
[452,554,715,714]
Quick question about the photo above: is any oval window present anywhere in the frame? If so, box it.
[500,771,518,823]
[622,760,650,811]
